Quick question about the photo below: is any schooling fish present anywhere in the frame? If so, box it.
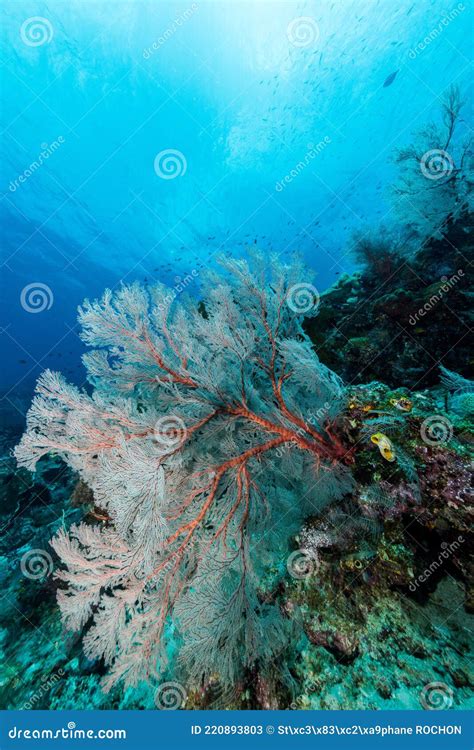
[383,70,398,88]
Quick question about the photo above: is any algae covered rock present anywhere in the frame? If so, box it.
[306,212,473,389]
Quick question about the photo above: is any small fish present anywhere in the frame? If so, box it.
[370,432,396,462]
[389,397,413,412]
[383,70,398,88]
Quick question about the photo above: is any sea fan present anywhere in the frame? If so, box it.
[392,86,473,240]
[15,254,354,690]
[440,365,474,418]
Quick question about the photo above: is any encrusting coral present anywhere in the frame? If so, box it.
[15,254,355,691]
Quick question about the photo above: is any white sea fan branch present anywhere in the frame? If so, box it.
[17,253,352,690]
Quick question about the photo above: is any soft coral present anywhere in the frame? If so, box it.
[15,253,353,691]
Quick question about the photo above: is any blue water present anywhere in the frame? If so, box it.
[1,0,472,401]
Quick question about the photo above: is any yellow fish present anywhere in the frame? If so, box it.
[370,432,396,462]
[389,397,413,412]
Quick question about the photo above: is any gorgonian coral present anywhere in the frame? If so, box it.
[392,85,473,239]
[15,254,354,691]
